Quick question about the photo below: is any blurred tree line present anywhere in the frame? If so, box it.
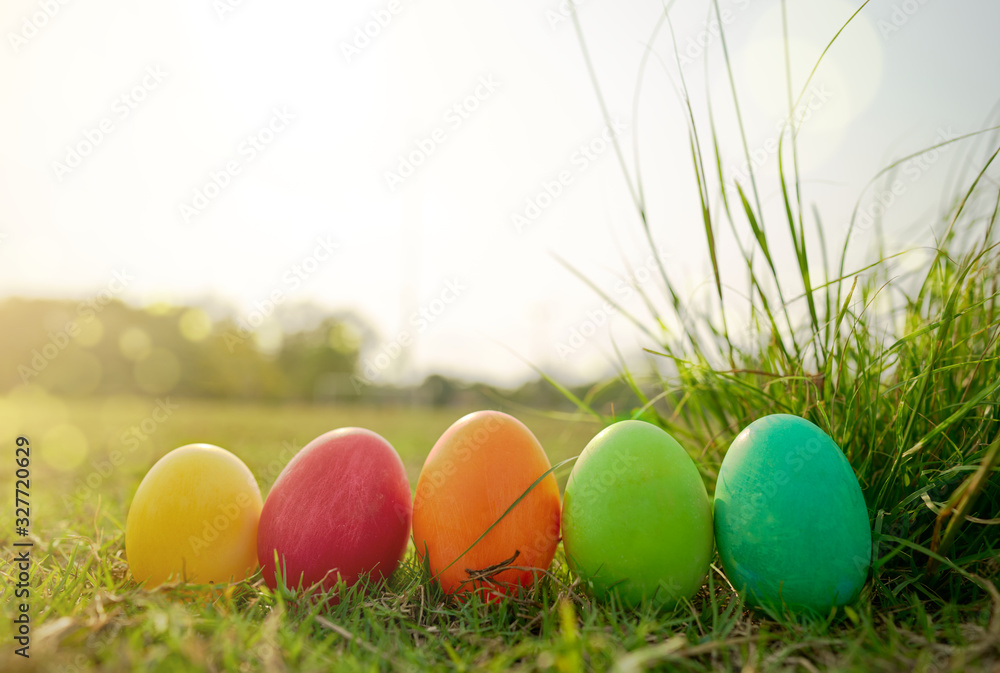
[0,298,362,400]
[0,297,637,411]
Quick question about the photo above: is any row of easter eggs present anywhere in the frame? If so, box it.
[125,411,872,614]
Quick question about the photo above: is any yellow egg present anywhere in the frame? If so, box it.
[125,443,262,587]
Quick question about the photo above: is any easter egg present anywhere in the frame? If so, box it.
[561,420,714,608]
[257,428,411,594]
[411,411,561,598]
[125,443,263,587]
[714,414,871,614]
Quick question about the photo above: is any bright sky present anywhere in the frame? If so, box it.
[2,0,998,387]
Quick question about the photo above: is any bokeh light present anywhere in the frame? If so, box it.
[739,0,884,169]
[252,321,284,354]
[179,308,212,342]
[119,327,154,361]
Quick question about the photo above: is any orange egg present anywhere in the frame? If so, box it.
[412,411,561,599]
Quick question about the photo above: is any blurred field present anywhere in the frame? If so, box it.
[0,391,601,532]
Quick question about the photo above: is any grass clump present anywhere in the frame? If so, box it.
[552,0,1000,666]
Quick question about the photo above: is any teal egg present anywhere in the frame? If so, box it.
[714,414,871,614]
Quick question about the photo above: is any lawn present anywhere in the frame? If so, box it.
[1,390,997,672]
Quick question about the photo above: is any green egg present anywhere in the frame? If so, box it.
[561,420,714,608]
[714,414,871,614]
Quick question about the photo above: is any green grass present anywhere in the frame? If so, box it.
[4,1,1000,671]
[0,393,996,672]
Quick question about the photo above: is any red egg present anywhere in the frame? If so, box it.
[257,428,411,594]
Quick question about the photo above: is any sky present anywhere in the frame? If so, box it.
[2,0,999,387]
